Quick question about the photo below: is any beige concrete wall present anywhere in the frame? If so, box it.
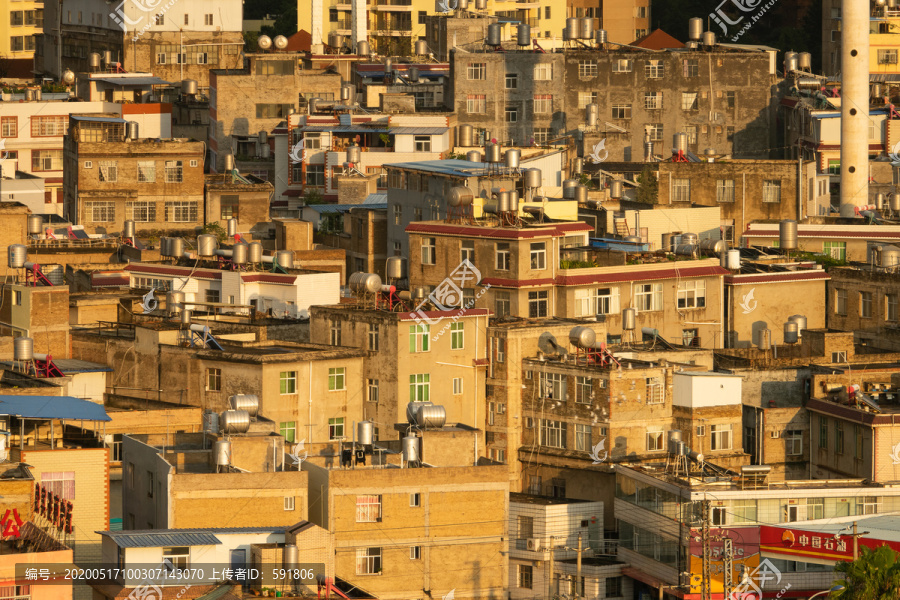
[728,277,827,347]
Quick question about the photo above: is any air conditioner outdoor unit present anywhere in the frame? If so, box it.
[526,538,541,551]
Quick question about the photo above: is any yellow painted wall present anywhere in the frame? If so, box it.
[0,0,42,59]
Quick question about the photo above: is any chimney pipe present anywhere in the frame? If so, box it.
[311,0,325,53]
[839,0,870,217]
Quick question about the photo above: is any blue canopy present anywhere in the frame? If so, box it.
[0,395,111,421]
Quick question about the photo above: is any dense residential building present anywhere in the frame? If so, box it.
[741,221,900,262]
[62,115,205,235]
[827,264,900,335]
[35,0,244,86]
[450,46,777,158]
[822,0,900,76]
[1,0,43,63]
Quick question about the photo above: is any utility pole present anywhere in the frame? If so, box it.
[548,535,556,600]
[563,533,591,599]
[853,521,858,561]
[723,537,734,600]
[701,499,711,600]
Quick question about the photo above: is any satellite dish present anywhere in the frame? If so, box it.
[538,332,560,356]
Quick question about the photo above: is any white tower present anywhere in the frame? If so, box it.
[351,0,367,50]
[839,0,870,217]
[311,0,325,54]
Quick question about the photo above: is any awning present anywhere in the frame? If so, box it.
[92,76,171,86]
[389,127,449,135]
[0,395,111,421]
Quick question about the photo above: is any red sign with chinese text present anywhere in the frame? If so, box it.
[760,524,900,561]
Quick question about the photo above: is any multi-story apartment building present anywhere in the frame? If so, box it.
[311,203,388,277]
[822,0,900,76]
[1,0,43,63]
[741,222,900,262]
[827,264,900,334]
[62,115,205,235]
[35,0,244,86]
[0,95,172,216]
[0,282,70,358]
[405,219,729,347]
[275,111,453,205]
[209,53,342,171]
[450,46,777,158]
[309,304,490,434]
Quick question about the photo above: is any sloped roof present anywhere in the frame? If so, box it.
[632,29,684,50]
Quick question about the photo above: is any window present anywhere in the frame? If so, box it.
[711,424,733,450]
[356,548,381,575]
[421,237,436,265]
[31,116,68,137]
[836,422,845,454]
[87,201,115,222]
[540,372,566,399]
[786,430,802,456]
[414,135,431,152]
[1,117,17,137]
[579,60,598,77]
[505,73,517,89]
[162,547,189,572]
[530,242,546,269]
[578,91,599,109]
[528,290,549,318]
[97,160,119,183]
[505,106,518,123]
[467,63,486,80]
[206,368,221,392]
[672,178,691,202]
[518,565,533,589]
[165,201,198,223]
[612,104,631,119]
[681,92,698,111]
[41,472,74,500]
[647,123,663,141]
[283,496,295,511]
[279,422,296,443]
[466,95,486,114]
[717,179,735,203]
[10,11,24,26]
[485,294,508,321]
[827,160,840,175]
[534,63,552,80]
[606,577,623,598]
[367,323,380,351]
[137,161,156,183]
[540,419,566,448]
[450,322,464,349]
[879,49,898,64]
[824,241,846,261]
[495,243,510,270]
[328,367,345,391]
[356,495,382,522]
[30,149,61,172]
[644,92,662,110]
[684,58,699,77]
[677,280,706,308]
[612,58,633,73]
[409,546,421,560]
[575,424,592,451]
[733,499,757,524]
[647,430,664,451]
[329,417,345,440]
[763,180,782,203]
[888,294,899,322]
[255,104,293,118]
[329,321,341,346]
[634,283,662,311]
[646,377,662,404]
[367,379,379,403]
[835,289,848,316]
[165,161,183,183]
[533,95,552,114]
[280,371,297,394]
[860,291,873,318]
[127,201,156,223]
[220,195,239,220]
[409,324,430,353]
[410,374,430,402]
[0,585,31,600]
[393,204,402,225]
[155,13,164,25]
[645,60,664,78]
[457,241,475,265]
[817,416,828,450]
[575,376,593,404]
[857,496,879,515]
[533,127,552,145]
[204,289,220,303]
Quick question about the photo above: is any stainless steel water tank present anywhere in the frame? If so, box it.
[675,133,688,153]
[225,154,235,171]
[232,242,249,264]
[498,191,511,213]
[258,35,272,50]
[565,18,579,41]
[347,144,362,164]
[798,52,812,70]
[881,245,900,267]
[408,67,420,83]
[415,404,447,428]
[475,0,486,8]
[357,421,374,445]
[415,40,428,55]
[784,322,799,344]
[579,17,593,39]
[283,544,299,567]
[62,69,76,84]
[220,410,251,433]
[681,232,699,245]
[893,193,900,212]
[197,234,218,256]
[487,23,502,46]
[402,436,420,463]
[230,394,260,417]
[227,218,237,238]
[758,328,772,350]
[779,220,798,250]
[459,124,474,147]
[788,314,807,337]
[126,121,139,140]
[877,192,886,209]
[622,308,636,330]
[688,18,703,40]
[447,186,474,207]
[170,237,184,257]
[610,180,623,199]
[386,256,407,279]
[160,238,171,257]
[248,242,263,264]
[523,168,542,189]
[674,244,698,257]
[466,150,482,162]
[574,157,583,175]
[702,31,716,46]
[27,215,43,235]
[167,291,185,315]
[505,149,521,169]
[89,53,101,69]
[8,244,26,268]
[203,410,219,435]
[574,185,588,204]
[214,440,232,466]
[14,337,33,361]
[569,326,596,348]
[276,250,294,268]
[486,143,502,163]
[349,272,383,294]
[182,79,198,95]
[700,239,727,256]
[517,24,531,46]
[594,29,608,45]
[181,309,192,325]
[357,40,370,56]
[726,249,741,270]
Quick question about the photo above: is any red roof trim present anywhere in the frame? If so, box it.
[406,222,593,239]
[725,271,830,284]
[481,277,555,288]
[240,274,297,284]
[745,230,900,239]
[556,265,729,286]
[125,264,222,280]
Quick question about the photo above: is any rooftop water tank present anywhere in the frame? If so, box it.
[459,124,474,147]
[466,150,482,163]
[726,249,741,270]
[524,168,542,189]
[758,328,772,350]
[275,250,294,268]
[402,436,420,463]
[214,440,232,466]
[170,237,185,258]
[357,421,374,445]
[248,242,263,264]
[569,326,596,349]
[415,40,428,55]
[220,410,251,434]
[622,307,636,330]
[357,40,370,56]
[386,256,407,280]
[565,18,579,41]
[688,18,703,40]
[349,272,383,294]
[448,186,474,207]
[486,23,502,46]
[229,394,259,417]
[415,404,447,428]
[517,24,531,46]
[610,180,623,199]
[197,234,218,256]
[232,243,249,264]
[779,220,798,250]
[166,291,185,315]
[182,79,198,95]
[14,337,33,361]
[8,244,27,269]
[783,321,799,344]
[27,215,43,235]
[788,315,807,338]
[258,35,272,50]
[505,149,521,169]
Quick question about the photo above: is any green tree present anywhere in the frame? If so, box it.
[201,221,227,243]
[635,167,659,204]
[833,545,900,600]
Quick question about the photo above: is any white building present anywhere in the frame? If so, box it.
[124,262,340,319]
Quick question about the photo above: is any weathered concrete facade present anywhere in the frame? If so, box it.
[827,266,900,334]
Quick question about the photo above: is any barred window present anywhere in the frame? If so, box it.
[763,180,782,203]
[31,116,68,137]
[578,60,598,77]
[87,202,115,222]
[165,201,198,222]
[165,160,183,183]
[138,161,156,183]
[127,201,156,222]
[466,94,486,114]
[31,150,62,171]
[467,63,486,80]
[99,161,118,182]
